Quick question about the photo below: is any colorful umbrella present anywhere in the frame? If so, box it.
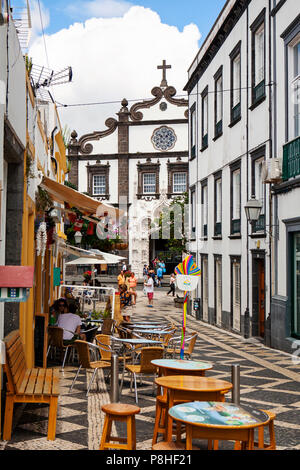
[175,255,201,359]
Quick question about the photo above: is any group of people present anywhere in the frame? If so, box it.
[117,270,138,306]
[49,298,86,345]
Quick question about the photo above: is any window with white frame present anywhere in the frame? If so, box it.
[143,173,156,193]
[251,11,266,105]
[215,177,222,236]
[214,71,223,137]
[202,183,208,237]
[190,105,196,158]
[202,89,208,148]
[231,167,241,234]
[173,172,187,193]
[289,36,300,139]
[191,189,196,234]
[93,174,106,195]
[233,54,241,107]
[254,23,265,86]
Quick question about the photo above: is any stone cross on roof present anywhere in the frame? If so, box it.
[157,60,171,88]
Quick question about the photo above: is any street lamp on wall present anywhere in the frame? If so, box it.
[244,197,262,225]
[74,231,83,245]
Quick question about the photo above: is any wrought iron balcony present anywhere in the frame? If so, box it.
[282,136,300,181]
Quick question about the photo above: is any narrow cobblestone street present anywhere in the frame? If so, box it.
[2,288,300,451]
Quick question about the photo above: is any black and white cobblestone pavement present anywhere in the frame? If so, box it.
[1,288,300,451]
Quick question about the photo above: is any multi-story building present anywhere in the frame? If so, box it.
[185,0,299,353]
[68,62,189,278]
[0,1,69,367]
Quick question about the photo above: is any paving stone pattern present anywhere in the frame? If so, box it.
[2,288,300,450]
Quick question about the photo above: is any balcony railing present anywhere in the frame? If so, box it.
[282,136,300,181]
[202,134,208,149]
[231,102,241,123]
[215,120,222,138]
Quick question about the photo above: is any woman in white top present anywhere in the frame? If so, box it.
[57,303,86,344]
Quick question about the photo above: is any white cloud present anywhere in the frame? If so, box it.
[66,0,133,19]
[29,0,50,42]
[29,5,201,136]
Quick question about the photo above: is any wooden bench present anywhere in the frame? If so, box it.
[2,330,60,441]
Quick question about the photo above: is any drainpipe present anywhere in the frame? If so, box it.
[244,3,250,339]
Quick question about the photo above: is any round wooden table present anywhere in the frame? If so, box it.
[169,401,270,450]
[151,358,213,377]
[155,375,233,441]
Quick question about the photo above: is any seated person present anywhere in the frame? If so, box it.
[120,285,131,308]
[49,298,68,325]
[57,302,86,345]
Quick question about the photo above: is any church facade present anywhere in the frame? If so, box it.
[68,62,189,278]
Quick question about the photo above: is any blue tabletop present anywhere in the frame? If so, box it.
[111,337,162,345]
[151,359,212,370]
[169,402,269,427]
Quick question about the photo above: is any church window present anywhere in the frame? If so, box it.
[173,172,187,193]
[151,126,177,151]
[143,173,156,193]
[93,174,106,195]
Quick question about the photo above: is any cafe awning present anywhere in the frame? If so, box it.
[40,176,121,218]
[57,242,125,262]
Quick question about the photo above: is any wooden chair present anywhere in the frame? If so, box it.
[69,340,111,395]
[166,332,198,359]
[101,318,116,335]
[122,347,164,404]
[3,330,60,441]
[47,326,77,369]
[99,403,140,450]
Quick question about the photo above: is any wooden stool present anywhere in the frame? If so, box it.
[152,395,184,445]
[152,441,200,450]
[255,410,276,450]
[234,410,276,450]
[99,403,140,450]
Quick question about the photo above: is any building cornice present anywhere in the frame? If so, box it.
[184,0,251,94]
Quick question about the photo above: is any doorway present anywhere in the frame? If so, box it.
[252,254,265,338]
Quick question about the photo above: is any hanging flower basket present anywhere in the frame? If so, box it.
[115,242,128,250]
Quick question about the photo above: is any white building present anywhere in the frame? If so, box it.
[185,0,300,353]
[68,62,189,278]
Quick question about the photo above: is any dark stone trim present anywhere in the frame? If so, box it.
[270,0,287,17]
[228,234,242,239]
[70,151,188,161]
[167,160,188,198]
[184,0,251,93]
[249,233,266,239]
[250,7,266,32]
[228,116,242,128]
[137,160,160,199]
[4,118,25,163]
[129,119,188,126]
[212,132,223,142]
[249,94,266,111]
[86,162,110,199]
[212,236,222,240]
[200,144,208,153]
[272,175,300,194]
[280,13,300,40]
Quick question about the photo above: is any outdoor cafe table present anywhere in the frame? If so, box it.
[154,375,233,441]
[168,401,270,450]
[151,359,213,377]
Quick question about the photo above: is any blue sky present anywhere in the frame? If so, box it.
[38,0,226,45]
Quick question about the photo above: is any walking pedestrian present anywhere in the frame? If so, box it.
[128,272,137,305]
[117,270,126,291]
[167,273,176,297]
[157,265,163,287]
[144,273,154,307]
